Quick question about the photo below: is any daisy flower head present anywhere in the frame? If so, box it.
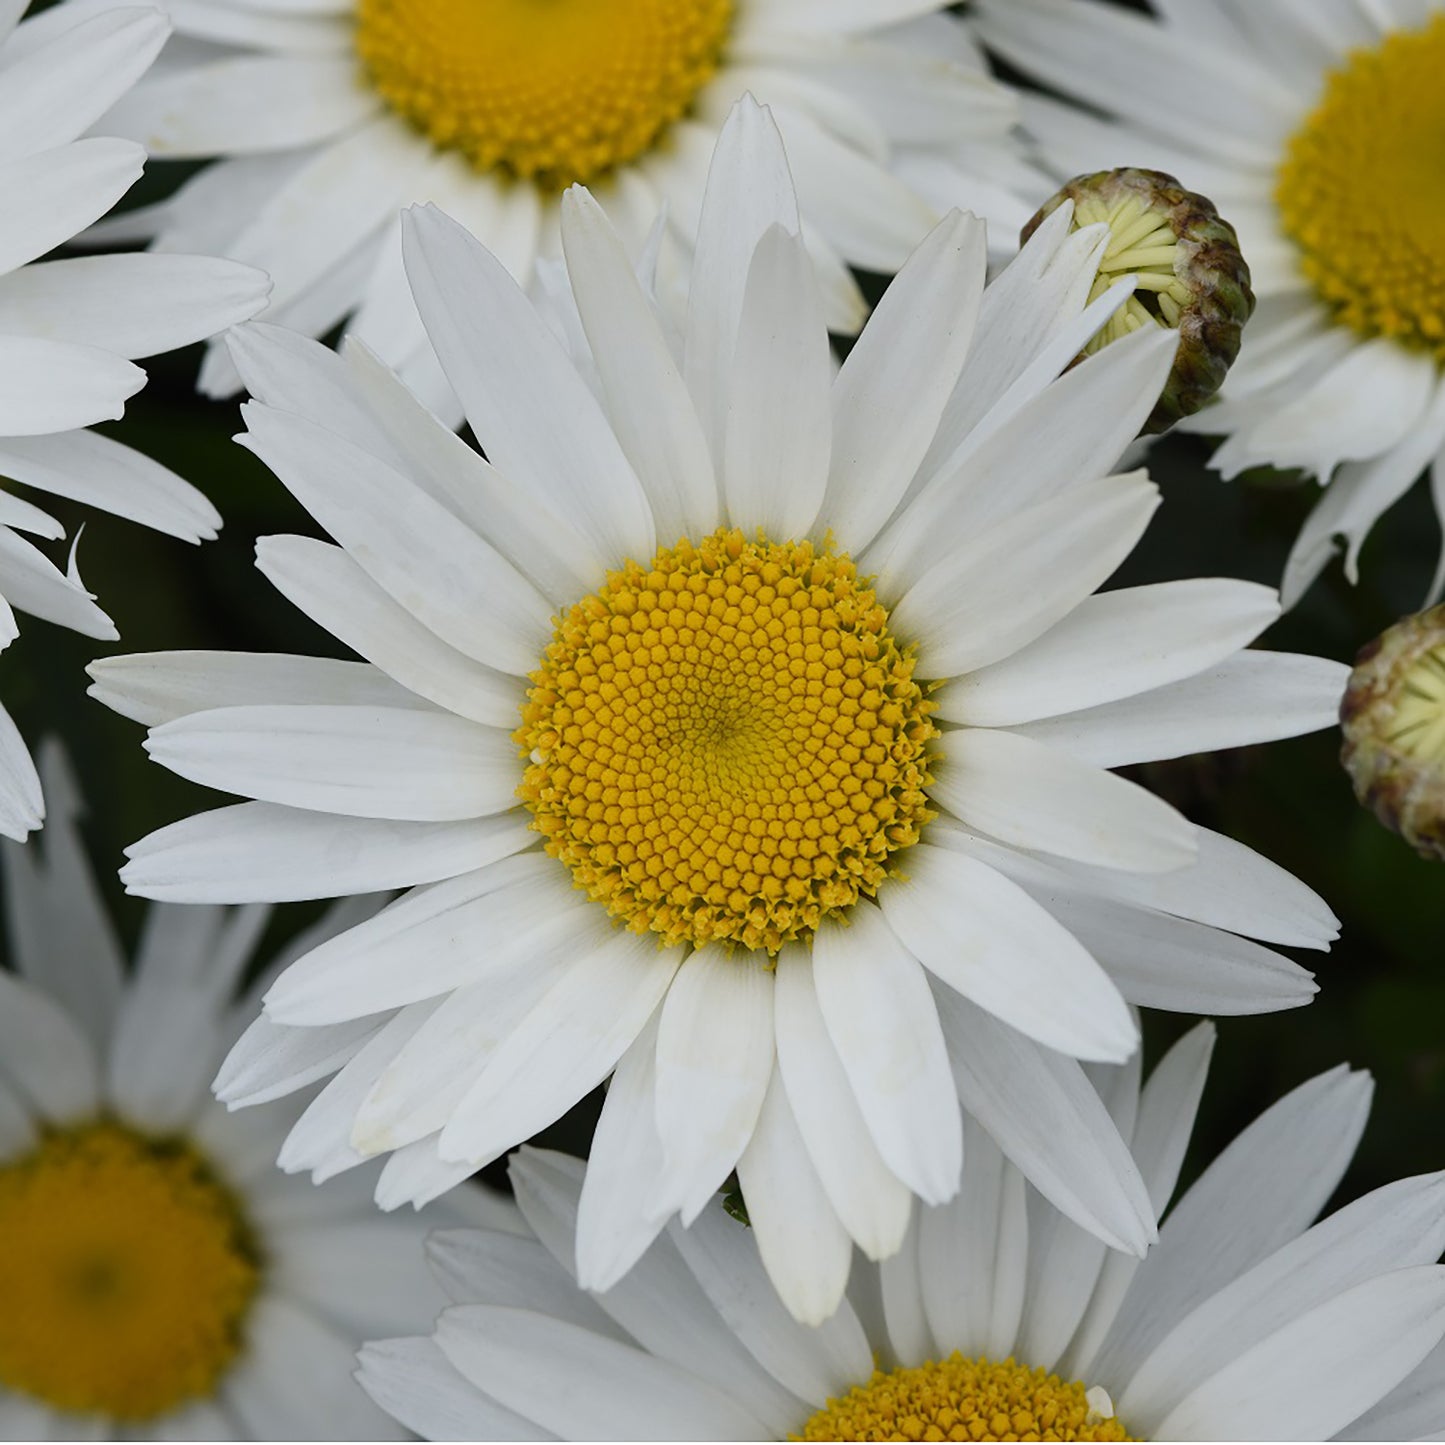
[86,0,1026,408]
[977,0,1445,608]
[357,1031,1445,1443]
[94,100,1347,1323]
[0,0,268,842]
[0,745,495,1439]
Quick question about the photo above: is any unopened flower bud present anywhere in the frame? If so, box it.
[1341,605,1445,861]
[1022,167,1256,434]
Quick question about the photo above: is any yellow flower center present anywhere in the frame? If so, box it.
[517,529,937,954]
[354,0,733,187]
[1276,13,1445,357]
[1384,638,1445,763]
[0,1121,260,1421]
[1073,191,1188,355]
[796,1355,1135,1443]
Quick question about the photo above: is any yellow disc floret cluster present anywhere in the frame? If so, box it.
[1276,13,1445,358]
[517,529,937,954]
[796,1355,1135,1443]
[355,0,733,187]
[0,1121,260,1421]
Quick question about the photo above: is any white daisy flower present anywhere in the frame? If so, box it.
[93,100,1346,1323]
[83,0,1030,410]
[975,0,1445,608]
[0,743,507,1440]
[358,1033,1445,1444]
[0,0,269,842]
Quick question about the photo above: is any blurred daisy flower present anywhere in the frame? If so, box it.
[978,0,1445,607]
[94,101,1345,1322]
[85,0,1027,410]
[358,1032,1445,1443]
[0,744,499,1439]
[0,0,268,841]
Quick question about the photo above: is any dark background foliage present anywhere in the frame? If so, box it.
[6,0,1443,1210]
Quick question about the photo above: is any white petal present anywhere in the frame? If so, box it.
[509,1149,806,1433]
[438,1304,771,1441]
[1090,1065,1374,1385]
[214,1012,382,1108]
[0,336,142,435]
[890,472,1160,675]
[811,906,962,1202]
[122,802,533,903]
[0,705,40,842]
[772,946,913,1260]
[0,254,267,359]
[262,855,582,1024]
[575,1008,673,1293]
[0,6,167,164]
[918,1117,1030,1362]
[437,931,682,1165]
[653,947,775,1225]
[879,843,1137,1060]
[1124,1173,1445,1432]
[723,222,831,540]
[239,401,552,676]
[1246,338,1439,479]
[822,209,987,552]
[559,187,717,546]
[401,203,655,566]
[144,702,518,821]
[0,137,143,274]
[0,970,99,1122]
[1010,652,1351,768]
[2,741,125,1047]
[1065,1023,1216,1379]
[0,430,219,542]
[736,1070,854,1327]
[356,1334,551,1442]
[871,325,1176,591]
[255,534,521,730]
[931,985,1155,1256]
[668,1201,874,1407]
[932,727,1197,873]
[935,579,1281,727]
[219,1295,399,1441]
[683,95,800,463]
[103,55,378,156]
[90,650,426,728]
[1153,1268,1445,1443]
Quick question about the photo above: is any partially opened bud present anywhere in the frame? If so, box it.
[1023,167,1256,434]
[1341,605,1445,861]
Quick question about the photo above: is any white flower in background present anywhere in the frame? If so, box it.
[0,0,268,842]
[357,1033,1445,1443]
[0,745,504,1440]
[976,0,1445,608]
[93,101,1345,1323]
[85,0,1031,410]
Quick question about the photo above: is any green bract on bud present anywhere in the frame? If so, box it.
[1341,605,1445,861]
[1022,167,1256,434]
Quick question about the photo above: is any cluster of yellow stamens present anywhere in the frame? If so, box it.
[0,1121,259,1421]
[1276,13,1445,357]
[517,529,937,954]
[355,0,733,186]
[1075,190,1188,355]
[795,1355,1134,1443]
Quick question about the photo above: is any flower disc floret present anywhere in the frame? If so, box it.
[0,1121,259,1421]
[517,529,937,953]
[355,0,733,186]
[1276,14,1445,357]
[796,1355,1134,1442]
